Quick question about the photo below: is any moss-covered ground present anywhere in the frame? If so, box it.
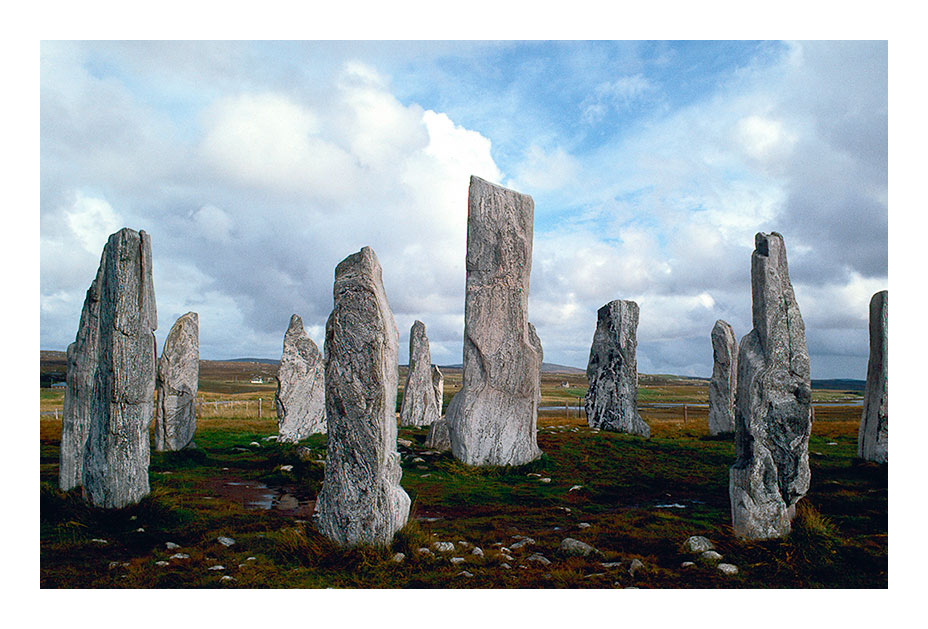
[39,389,885,589]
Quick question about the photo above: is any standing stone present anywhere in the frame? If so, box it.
[399,321,440,427]
[708,320,738,436]
[275,314,326,442]
[446,176,543,466]
[584,300,650,437]
[313,247,410,546]
[154,312,199,451]
[858,290,888,463]
[62,228,157,508]
[730,232,811,540]
[432,365,444,416]
[425,417,451,451]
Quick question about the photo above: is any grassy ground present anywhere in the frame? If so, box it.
[39,375,885,589]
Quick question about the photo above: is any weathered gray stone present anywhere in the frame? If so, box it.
[683,535,715,554]
[275,314,326,442]
[399,321,440,427]
[730,232,811,540]
[313,247,410,546]
[65,228,158,508]
[446,176,543,466]
[708,319,738,436]
[424,417,451,451]
[432,365,444,416]
[558,537,603,558]
[154,312,198,451]
[584,300,650,437]
[858,290,888,463]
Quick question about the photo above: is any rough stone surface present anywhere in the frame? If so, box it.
[425,418,451,450]
[154,312,198,451]
[275,314,326,442]
[730,232,812,540]
[718,563,739,575]
[584,300,650,437]
[558,537,603,558]
[708,320,738,436]
[683,536,715,554]
[399,321,440,427]
[858,290,888,463]
[61,228,157,508]
[313,247,410,546]
[446,176,543,466]
[432,365,444,416]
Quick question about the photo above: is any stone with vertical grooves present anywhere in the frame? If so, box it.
[399,320,440,427]
[275,314,326,442]
[729,232,811,540]
[584,300,650,437]
[154,312,199,451]
[432,365,444,416]
[708,320,738,436]
[858,290,888,463]
[446,176,543,466]
[313,247,410,546]
[65,228,158,508]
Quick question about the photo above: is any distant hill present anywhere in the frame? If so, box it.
[225,357,281,365]
[812,379,866,392]
[437,363,585,374]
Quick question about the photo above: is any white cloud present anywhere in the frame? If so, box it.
[512,144,579,192]
[64,192,121,254]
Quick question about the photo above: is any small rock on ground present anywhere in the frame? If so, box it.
[528,553,551,565]
[392,553,405,563]
[681,561,695,568]
[457,571,473,577]
[217,536,236,547]
[683,535,715,553]
[165,542,179,550]
[170,553,189,560]
[701,550,723,562]
[558,537,603,558]
[208,565,225,571]
[155,560,170,567]
[578,523,591,529]
[718,563,739,575]
[432,541,455,552]
[628,558,644,577]
[220,575,235,582]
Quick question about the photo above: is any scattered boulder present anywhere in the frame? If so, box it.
[730,233,812,540]
[700,550,723,562]
[217,536,235,547]
[528,553,551,566]
[628,558,644,577]
[584,300,650,437]
[432,541,455,553]
[683,536,715,554]
[858,290,888,463]
[708,319,738,436]
[681,561,695,568]
[399,321,440,427]
[446,176,543,466]
[558,537,603,559]
[392,552,405,563]
[275,314,326,442]
[718,563,739,575]
[63,228,158,508]
[314,247,410,547]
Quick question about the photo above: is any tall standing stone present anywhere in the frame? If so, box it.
[154,312,198,451]
[708,320,738,436]
[858,290,888,463]
[399,321,440,427]
[584,300,650,437]
[730,232,811,539]
[432,365,444,416]
[275,314,326,442]
[62,228,157,508]
[446,176,543,466]
[313,247,410,546]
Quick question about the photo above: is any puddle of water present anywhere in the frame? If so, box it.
[204,477,316,516]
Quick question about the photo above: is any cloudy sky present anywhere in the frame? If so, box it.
[39,40,887,379]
